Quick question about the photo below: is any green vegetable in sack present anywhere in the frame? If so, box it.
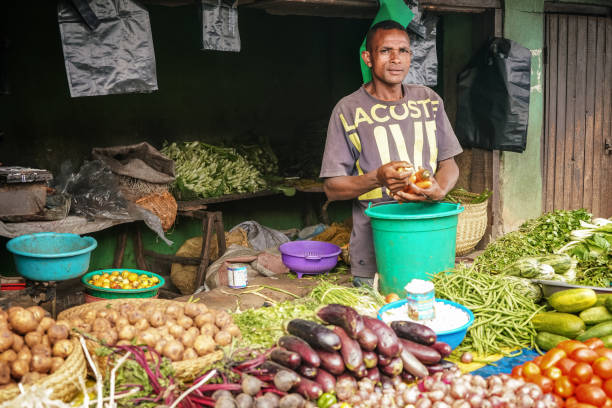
[533,254,574,275]
[536,264,556,280]
[503,258,541,278]
[505,276,542,302]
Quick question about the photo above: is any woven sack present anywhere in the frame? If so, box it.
[455,199,488,256]
[135,191,178,231]
[0,337,87,403]
[58,298,224,382]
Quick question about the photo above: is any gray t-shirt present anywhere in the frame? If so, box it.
[320,84,462,278]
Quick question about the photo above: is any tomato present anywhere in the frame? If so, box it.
[532,374,554,393]
[571,363,595,384]
[384,293,400,303]
[566,397,579,407]
[604,379,612,398]
[594,358,612,380]
[556,376,577,398]
[585,339,606,350]
[523,361,542,380]
[591,376,605,387]
[541,348,568,370]
[572,348,601,364]
[602,398,612,408]
[511,364,524,378]
[559,340,589,354]
[575,384,607,407]
[559,358,579,375]
[533,355,544,366]
[596,348,612,361]
[553,394,566,407]
[573,404,600,408]
[546,366,564,380]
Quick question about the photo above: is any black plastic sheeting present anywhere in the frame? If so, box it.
[58,0,158,97]
[455,37,532,153]
[404,12,438,87]
[200,0,241,52]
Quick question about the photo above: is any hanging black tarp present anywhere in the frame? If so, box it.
[58,0,158,97]
[455,37,531,152]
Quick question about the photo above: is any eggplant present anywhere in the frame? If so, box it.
[295,375,323,400]
[391,321,436,346]
[426,359,457,375]
[286,319,341,352]
[314,368,336,393]
[362,316,400,357]
[332,326,363,372]
[316,304,361,338]
[353,363,368,379]
[377,354,392,367]
[362,350,378,369]
[270,347,302,370]
[379,357,403,377]
[316,350,345,375]
[401,371,415,383]
[356,327,378,351]
[365,366,381,383]
[431,341,452,358]
[298,365,318,379]
[278,335,321,368]
[398,338,441,365]
[398,344,429,378]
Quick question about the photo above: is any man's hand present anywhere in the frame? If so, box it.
[392,158,459,203]
[376,161,412,194]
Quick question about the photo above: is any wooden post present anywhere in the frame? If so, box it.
[195,213,215,290]
[134,226,148,270]
[113,226,128,268]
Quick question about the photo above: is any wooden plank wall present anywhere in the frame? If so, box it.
[543,14,612,218]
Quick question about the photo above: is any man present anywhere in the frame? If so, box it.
[320,20,462,286]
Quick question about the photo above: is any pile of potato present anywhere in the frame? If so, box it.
[60,301,241,362]
[0,306,72,387]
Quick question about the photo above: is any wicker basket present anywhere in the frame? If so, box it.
[58,298,225,382]
[0,337,87,403]
[135,191,178,231]
[455,199,489,256]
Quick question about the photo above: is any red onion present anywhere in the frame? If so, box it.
[404,387,420,404]
[451,400,470,408]
[449,381,468,399]
[432,402,451,408]
[427,389,445,402]
[415,397,432,408]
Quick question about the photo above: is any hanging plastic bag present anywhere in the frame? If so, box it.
[455,37,531,152]
[403,13,438,86]
[57,0,158,97]
[201,0,241,52]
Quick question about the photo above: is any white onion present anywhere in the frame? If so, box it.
[403,387,420,404]
[428,390,445,402]
[470,394,484,408]
[517,394,534,408]
[415,397,432,408]
[451,400,470,408]
[450,381,468,399]
[432,402,451,408]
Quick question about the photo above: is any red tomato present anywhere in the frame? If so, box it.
[604,379,612,398]
[573,404,600,408]
[571,363,595,384]
[596,348,612,361]
[593,358,612,380]
[559,358,579,375]
[553,394,566,407]
[533,355,544,366]
[546,366,564,380]
[556,376,577,398]
[532,374,554,393]
[523,361,542,380]
[572,348,601,364]
[603,399,612,408]
[566,397,579,407]
[511,364,524,378]
[541,348,568,370]
[575,384,607,407]
[585,339,606,350]
[591,376,605,387]
[559,340,588,354]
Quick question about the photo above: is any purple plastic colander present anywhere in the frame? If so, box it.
[279,241,342,278]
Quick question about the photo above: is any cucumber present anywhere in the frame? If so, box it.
[535,331,570,351]
[579,306,612,325]
[607,296,612,313]
[548,288,598,313]
[531,312,586,338]
[576,320,612,342]
[602,334,612,348]
[595,294,612,307]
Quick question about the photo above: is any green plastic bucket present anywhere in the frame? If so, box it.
[364,202,464,296]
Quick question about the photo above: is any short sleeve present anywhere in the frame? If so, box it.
[434,98,463,161]
[319,106,358,178]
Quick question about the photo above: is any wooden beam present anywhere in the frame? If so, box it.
[544,3,611,17]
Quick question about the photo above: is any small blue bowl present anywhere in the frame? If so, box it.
[377,298,474,350]
[6,232,97,281]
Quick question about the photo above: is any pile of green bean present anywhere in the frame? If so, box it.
[432,265,546,357]
[162,141,267,199]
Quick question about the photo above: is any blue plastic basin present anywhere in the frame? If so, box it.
[6,232,97,281]
[377,298,474,350]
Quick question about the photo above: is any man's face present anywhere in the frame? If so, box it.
[362,28,411,86]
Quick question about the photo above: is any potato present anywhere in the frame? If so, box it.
[38,317,55,333]
[119,303,135,317]
[225,325,241,338]
[50,357,64,373]
[31,344,51,358]
[26,306,47,322]
[0,330,14,352]
[177,315,193,330]
[116,340,132,347]
[197,312,215,327]
[187,327,199,337]
[11,359,29,379]
[7,306,24,317]
[118,325,137,341]
[106,310,119,323]
[40,335,51,348]
[17,347,31,363]
[157,326,170,338]
[55,320,71,332]
[134,318,149,332]
[8,309,38,334]
[200,324,215,337]
[115,316,130,328]
[31,353,52,373]
[215,311,232,329]
[181,331,196,348]
[183,348,198,360]
[128,311,145,325]
[96,329,117,346]
[0,311,7,321]
[92,317,111,333]
[52,340,73,358]
[97,310,109,320]
[193,335,215,356]
[194,303,208,315]
[24,332,42,348]
[184,303,200,318]
[154,339,166,355]
[0,350,16,364]
[20,371,41,384]
[47,324,69,345]
[165,304,184,320]
[215,331,232,347]
[80,310,97,324]
[147,310,166,328]
[162,340,184,362]
[11,334,23,352]
[0,361,9,385]
[0,321,9,332]
[168,324,185,339]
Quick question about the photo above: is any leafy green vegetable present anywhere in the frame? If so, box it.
[445,188,492,204]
